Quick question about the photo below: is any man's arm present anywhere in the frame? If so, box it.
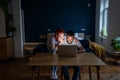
[75,38,85,53]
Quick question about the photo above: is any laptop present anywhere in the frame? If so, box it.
[57,45,77,57]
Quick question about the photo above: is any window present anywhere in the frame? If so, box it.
[99,0,109,39]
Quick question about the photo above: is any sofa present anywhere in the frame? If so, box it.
[79,39,106,61]
[32,38,106,62]
[31,33,106,61]
[88,39,106,61]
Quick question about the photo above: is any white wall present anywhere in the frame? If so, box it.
[95,0,120,53]
[11,0,24,58]
[0,8,6,38]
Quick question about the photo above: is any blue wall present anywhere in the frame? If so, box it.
[22,0,96,42]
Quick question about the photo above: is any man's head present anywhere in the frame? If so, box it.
[66,31,75,44]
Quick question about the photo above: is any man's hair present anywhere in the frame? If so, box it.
[67,30,74,36]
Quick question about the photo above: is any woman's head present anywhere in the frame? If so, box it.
[54,28,64,41]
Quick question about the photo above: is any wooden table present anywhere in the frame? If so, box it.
[27,53,106,80]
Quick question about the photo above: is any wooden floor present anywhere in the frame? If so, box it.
[0,55,120,80]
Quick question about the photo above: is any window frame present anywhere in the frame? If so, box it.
[99,0,109,39]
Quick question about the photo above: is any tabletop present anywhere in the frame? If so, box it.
[27,52,106,66]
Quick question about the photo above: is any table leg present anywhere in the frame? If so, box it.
[37,67,40,80]
[32,66,41,80]
[115,55,120,62]
[32,66,36,80]
[88,66,92,80]
[96,66,100,80]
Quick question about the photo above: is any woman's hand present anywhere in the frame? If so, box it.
[58,37,64,45]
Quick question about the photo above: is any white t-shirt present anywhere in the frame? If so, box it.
[63,37,85,52]
[64,37,82,47]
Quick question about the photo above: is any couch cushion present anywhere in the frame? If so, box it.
[79,39,95,53]
[33,44,48,54]
[79,39,89,48]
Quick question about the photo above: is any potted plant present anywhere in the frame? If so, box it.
[100,27,107,39]
[6,25,16,37]
[0,0,16,37]
[6,14,16,37]
[111,37,120,51]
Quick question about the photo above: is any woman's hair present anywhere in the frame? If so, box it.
[54,28,64,40]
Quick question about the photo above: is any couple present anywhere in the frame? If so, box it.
[50,28,85,80]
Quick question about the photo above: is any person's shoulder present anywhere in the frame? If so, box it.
[74,37,79,42]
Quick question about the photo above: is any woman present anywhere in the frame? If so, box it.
[50,28,65,79]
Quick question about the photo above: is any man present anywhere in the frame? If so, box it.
[62,30,85,80]
[64,31,85,52]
